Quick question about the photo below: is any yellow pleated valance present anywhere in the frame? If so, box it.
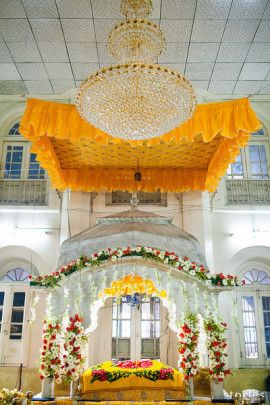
[19,97,261,193]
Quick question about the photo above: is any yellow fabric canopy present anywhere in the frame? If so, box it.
[19,97,261,192]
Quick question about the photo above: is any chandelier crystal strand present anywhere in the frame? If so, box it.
[76,0,196,141]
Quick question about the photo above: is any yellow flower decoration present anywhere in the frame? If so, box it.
[99,275,167,299]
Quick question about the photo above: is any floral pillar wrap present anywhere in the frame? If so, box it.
[62,314,88,384]
[204,318,231,382]
[39,320,62,398]
[178,313,200,382]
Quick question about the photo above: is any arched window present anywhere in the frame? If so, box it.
[227,125,270,179]
[8,122,22,137]
[238,267,270,366]
[244,269,270,285]
[0,265,32,363]
[1,268,30,282]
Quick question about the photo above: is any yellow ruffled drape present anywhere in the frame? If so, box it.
[19,97,261,193]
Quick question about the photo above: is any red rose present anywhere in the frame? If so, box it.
[40,375,45,380]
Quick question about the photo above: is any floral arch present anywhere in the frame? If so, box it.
[30,245,241,400]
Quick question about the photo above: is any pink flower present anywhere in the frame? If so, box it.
[139,359,153,368]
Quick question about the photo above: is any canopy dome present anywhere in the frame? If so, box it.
[59,208,207,267]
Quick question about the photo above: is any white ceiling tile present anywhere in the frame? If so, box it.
[91,0,122,18]
[0,19,35,42]
[94,19,119,42]
[158,42,188,63]
[44,63,74,80]
[67,42,99,63]
[254,21,270,42]
[259,81,270,94]
[97,42,117,63]
[30,19,64,42]
[246,43,270,62]
[267,69,270,79]
[208,80,235,94]
[16,63,49,80]
[61,19,95,42]
[160,20,192,42]
[38,42,69,62]
[71,63,99,80]
[233,80,264,94]
[0,0,26,17]
[0,80,27,94]
[195,0,232,19]
[161,0,196,19]
[75,80,82,87]
[191,80,209,90]
[185,63,214,80]
[229,0,268,19]
[191,20,226,42]
[222,19,259,42]
[239,63,270,80]
[0,42,13,62]
[211,63,243,80]
[56,0,92,18]
[51,80,75,94]
[7,41,42,62]
[0,63,21,80]
[150,0,162,19]
[217,43,250,62]
[22,0,59,18]
[162,63,186,72]
[262,1,270,18]
[188,43,219,63]
[25,80,53,94]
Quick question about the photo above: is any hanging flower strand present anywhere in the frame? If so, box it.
[204,318,232,382]
[39,320,62,383]
[29,246,244,289]
[178,313,200,381]
[62,314,88,383]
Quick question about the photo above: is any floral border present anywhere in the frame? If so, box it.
[91,361,174,383]
[29,246,244,289]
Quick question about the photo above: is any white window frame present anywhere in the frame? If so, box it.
[227,127,270,180]
[112,297,161,361]
[1,141,46,181]
[0,283,31,366]
[237,265,270,367]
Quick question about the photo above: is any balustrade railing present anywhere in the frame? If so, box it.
[0,179,48,205]
[226,179,270,206]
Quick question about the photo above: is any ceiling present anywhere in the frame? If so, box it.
[0,0,269,97]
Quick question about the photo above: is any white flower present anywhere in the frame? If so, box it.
[206,272,212,279]
[111,255,117,262]
[175,261,179,267]
[164,258,169,264]
[206,280,212,287]
[222,279,228,286]
[136,246,141,252]
[169,254,175,260]
[159,253,165,259]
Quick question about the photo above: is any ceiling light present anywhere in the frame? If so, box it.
[76,0,196,141]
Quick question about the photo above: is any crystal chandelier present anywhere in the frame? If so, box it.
[76,0,196,141]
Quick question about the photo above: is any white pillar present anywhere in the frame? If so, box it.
[60,189,70,245]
